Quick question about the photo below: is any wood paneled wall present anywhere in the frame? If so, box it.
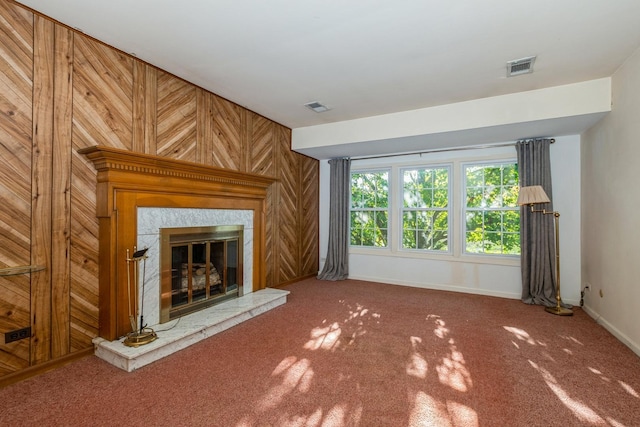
[0,0,319,383]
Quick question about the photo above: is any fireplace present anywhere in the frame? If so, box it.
[160,225,243,322]
[80,146,276,340]
[137,207,254,328]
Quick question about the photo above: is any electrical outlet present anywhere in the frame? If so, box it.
[4,326,31,344]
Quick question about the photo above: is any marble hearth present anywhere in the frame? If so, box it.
[94,287,288,372]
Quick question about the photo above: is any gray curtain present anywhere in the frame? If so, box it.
[516,139,557,306]
[317,157,351,281]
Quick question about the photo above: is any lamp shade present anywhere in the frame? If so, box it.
[517,185,550,205]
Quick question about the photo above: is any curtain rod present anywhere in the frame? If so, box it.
[351,138,555,161]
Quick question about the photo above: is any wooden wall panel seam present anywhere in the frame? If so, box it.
[51,23,73,358]
[31,14,54,364]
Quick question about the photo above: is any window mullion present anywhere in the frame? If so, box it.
[453,160,462,257]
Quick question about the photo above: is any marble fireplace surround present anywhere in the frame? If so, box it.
[80,146,278,341]
[137,207,253,327]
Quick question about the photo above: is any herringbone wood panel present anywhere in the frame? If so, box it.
[264,185,275,288]
[69,151,99,351]
[0,1,32,375]
[300,156,319,276]
[71,35,130,352]
[72,35,133,150]
[157,71,197,162]
[249,113,275,177]
[248,113,276,286]
[211,94,243,170]
[276,125,299,283]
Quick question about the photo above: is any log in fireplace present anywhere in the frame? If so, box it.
[160,225,243,322]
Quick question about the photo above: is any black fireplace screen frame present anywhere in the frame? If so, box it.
[160,225,243,323]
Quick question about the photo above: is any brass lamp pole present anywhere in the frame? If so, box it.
[517,185,573,316]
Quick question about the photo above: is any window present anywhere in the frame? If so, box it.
[350,170,389,247]
[401,166,450,251]
[464,162,520,255]
[348,154,519,260]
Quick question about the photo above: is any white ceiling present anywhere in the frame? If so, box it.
[16,0,640,157]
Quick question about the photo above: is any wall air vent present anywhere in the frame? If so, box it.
[304,101,331,113]
[506,56,536,77]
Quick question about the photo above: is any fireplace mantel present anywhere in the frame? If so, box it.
[80,146,276,340]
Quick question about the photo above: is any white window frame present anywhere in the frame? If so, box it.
[399,164,452,254]
[461,159,520,257]
[348,147,520,267]
[349,168,391,249]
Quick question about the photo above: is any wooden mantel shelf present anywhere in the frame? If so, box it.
[80,146,276,340]
[78,146,276,199]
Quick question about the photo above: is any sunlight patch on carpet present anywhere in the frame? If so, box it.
[529,360,605,424]
[304,322,342,351]
[406,336,428,379]
[259,357,314,411]
[503,326,537,345]
[437,345,472,393]
[618,380,639,398]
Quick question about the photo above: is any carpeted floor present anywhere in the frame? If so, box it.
[1,278,639,426]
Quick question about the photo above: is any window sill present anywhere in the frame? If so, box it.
[349,247,520,267]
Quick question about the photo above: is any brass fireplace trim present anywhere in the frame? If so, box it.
[160,225,244,323]
[80,146,276,340]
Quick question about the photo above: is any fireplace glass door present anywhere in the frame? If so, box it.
[160,225,243,322]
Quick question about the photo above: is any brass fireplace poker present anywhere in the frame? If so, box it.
[124,247,158,347]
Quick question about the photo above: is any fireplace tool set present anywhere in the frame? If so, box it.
[124,247,158,347]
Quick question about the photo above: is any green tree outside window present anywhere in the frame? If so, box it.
[401,167,450,251]
[350,171,389,247]
[464,162,520,255]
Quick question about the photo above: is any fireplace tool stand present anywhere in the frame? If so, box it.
[124,247,158,347]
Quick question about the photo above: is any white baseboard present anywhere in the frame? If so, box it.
[347,274,522,301]
[582,305,640,358]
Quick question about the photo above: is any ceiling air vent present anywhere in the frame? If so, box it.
[304,101,331,113]
[506,56,536,77]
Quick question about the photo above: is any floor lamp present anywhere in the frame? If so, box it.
[517,185,573,316]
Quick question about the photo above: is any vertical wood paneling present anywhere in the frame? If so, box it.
[156,71,196,161]
[300,155,320,276]
[51,24,73,358]
[0,0,33,376]
[132,62,157,155]
[31,15,54,364]
[144,65,157,155]
[132,61,145,153]
[196,88,212,164]
[211,94,242,170]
